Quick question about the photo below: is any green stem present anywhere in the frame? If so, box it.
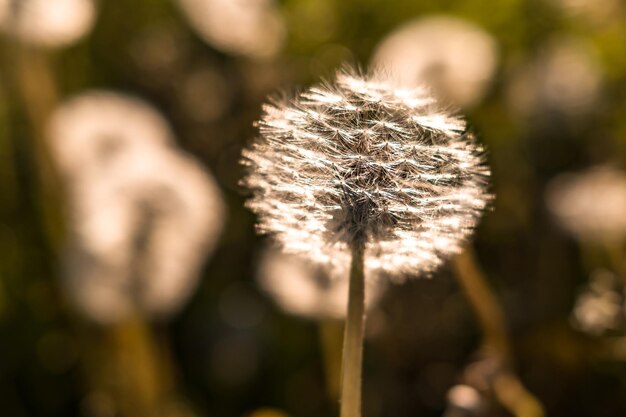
[340,242,366,417]
[453,248,545,417]
[10,42,64,248]
[453,248,511,363]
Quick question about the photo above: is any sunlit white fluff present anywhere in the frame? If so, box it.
[257,249,384,319]
[242,69,491,279]
[0,0,96,48]
[371,16,498,108]
[546,166,626,244]
[48,92,225,323]
[175,0,285,59]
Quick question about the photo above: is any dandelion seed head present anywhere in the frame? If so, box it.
[0,0,95,48]
[547,166,626,244]
[242,69,491,279]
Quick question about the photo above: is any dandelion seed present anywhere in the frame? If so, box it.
[546,165,626,244]
[0,0,96,48]
[48,92,225,323]
[242,69,491,280]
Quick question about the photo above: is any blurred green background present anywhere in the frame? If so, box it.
[2,0,626,416]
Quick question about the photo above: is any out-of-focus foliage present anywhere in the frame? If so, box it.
[1,0,626,416]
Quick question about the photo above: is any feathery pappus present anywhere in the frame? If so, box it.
[241,69,491,279]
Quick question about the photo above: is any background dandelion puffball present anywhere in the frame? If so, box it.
[48,91,175,181]
[175,0,285,59]
[370,15,498,108]
[0,0,96,48]
[48,91,225,323]
[242,70,491,279]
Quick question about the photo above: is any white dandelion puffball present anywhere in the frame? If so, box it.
[547,166,626,244]
[47,91,175,181]
[0,0,96,48]
[63,150,225,322]
[371,16,498,108]
[175,0,285,59]
[257,249,384,320]
[242,69,491,279]
[48,92,225,323]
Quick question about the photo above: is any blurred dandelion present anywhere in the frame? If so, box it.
[257,248,383,320]
[572,269,624,336]
[242,68,490,417]
[0,0,96,48]
[48,92,175,182]
[370,16,498,108]
[507,36,602,120]
[546,165,626,244]
[48,92,225,323]
[175,0,285,59]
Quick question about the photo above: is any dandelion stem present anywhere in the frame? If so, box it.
[453,248,511,362]
[11,43,64,247]
[340,241,366,417]
[454,248,545,417]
